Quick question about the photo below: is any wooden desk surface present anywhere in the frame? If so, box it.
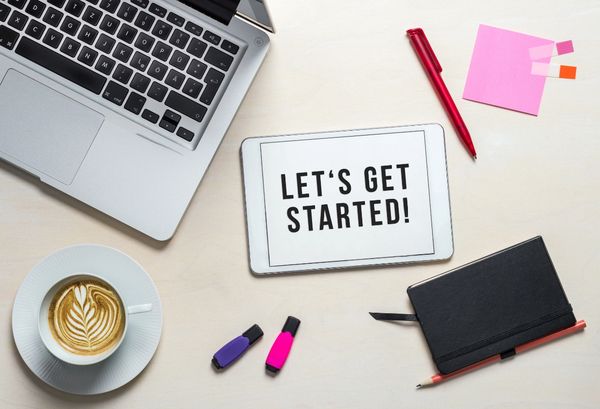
[1,0,599,407]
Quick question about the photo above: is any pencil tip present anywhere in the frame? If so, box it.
[416,384,422,389]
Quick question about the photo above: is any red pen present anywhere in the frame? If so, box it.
[417,320,587,388]
[407,28,477,158]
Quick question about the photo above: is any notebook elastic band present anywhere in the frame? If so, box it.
[434,305,573,363]
[369,312,419,322]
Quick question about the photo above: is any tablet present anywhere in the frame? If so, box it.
[241,124,453,274]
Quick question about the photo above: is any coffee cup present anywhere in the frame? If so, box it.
[38,273,152,366]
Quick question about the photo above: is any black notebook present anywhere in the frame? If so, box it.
[393,237,576,374]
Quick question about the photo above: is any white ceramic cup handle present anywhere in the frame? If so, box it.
[127,304,153,314]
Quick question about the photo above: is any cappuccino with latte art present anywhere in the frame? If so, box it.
[47,278,125,356]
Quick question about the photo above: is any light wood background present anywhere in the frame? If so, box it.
[1,0,599,408]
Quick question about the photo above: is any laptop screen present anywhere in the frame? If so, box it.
[177,0,274,33]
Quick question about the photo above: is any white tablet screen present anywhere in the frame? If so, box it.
[259,130,435,267]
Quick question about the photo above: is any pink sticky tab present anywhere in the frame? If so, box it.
[556,40,574,55]
[531,62,550,76]
[529,44,554,60]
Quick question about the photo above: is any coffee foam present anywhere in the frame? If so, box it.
[48,279,125,356]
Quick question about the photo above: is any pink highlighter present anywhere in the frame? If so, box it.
[265,316,300,373]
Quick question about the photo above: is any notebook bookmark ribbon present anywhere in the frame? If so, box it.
[369,312,419,322]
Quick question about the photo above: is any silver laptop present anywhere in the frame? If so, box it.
[0,0,272,240]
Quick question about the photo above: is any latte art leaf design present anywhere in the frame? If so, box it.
[48,279,125,355]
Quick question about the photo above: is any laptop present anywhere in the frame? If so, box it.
[0,0,273,240]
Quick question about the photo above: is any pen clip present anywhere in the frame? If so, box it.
[409,28,442,73]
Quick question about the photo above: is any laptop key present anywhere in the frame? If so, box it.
[112,63,133,84]
[113,42,133,62]
[205,46,233,71]
[25,19,46,39]
[186,38,207,58]
[165,91,207,122]
[82,6,102,26]
[151,41,171,61]
[130,51,150,71]
[15,37,107,94]
[159,119,176,133]
[60,36,81,57]
[176,127,194,141]
[117,3,137,22]
[200,68,224,105]
[25,0,46,19]
[159,109,180,132]
[147,81,167,101]
[202,30,220,45]
[134,31,154,52]
[117,23,137,43]
[221,39,239,55]
[78,24,98,45]
[148,3,166,18]
[164,109,181,124]
[65,0,86,18]
[95,33,115,53]
[43,8,64,27]
[133,10,154,31]
[166,11,184,27]
[60,16,80,36]
[0,25,19,50]
[99,14,119,34]
[147,60,167,80]
[9,11,29,31]
[182,78,202,98]
[42,28,63,48]
[165,69,184,89]
[130,0,149,9]
[124,91,146,115]
[48,0,66,6]
[102,80,128,105]
[131,72,150,92]
[8,0,27,10]
[78,46,98,66]
[0,4,10,22]
[99,0,120,14]
[186,59,206,80]
[142,108,159,123]
[169,50,189,70]
[152,20,171,40]
[95,54,115,75]
[169,28,189,49]
[184,21,202,36]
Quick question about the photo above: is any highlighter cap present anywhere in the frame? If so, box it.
[242,324,264,345]
[281,316,300,336]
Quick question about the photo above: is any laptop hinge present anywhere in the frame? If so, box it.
[177,0,241,26]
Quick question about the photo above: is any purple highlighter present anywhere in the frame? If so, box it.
[212,324,264,370]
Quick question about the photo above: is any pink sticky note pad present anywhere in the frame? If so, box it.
[463,25,553,116]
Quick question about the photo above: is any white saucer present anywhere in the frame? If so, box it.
[12,245,163,395]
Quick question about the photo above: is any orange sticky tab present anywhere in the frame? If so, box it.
[559,65,577,79]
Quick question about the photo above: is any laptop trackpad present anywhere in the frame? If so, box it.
[0,69,104,184]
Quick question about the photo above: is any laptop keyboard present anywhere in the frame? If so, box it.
[0,0,242,146]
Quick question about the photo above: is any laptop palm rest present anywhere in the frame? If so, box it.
[0,69,104,185]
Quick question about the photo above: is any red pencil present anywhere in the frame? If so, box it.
[417,320,587,388]
[407,28,477,159]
